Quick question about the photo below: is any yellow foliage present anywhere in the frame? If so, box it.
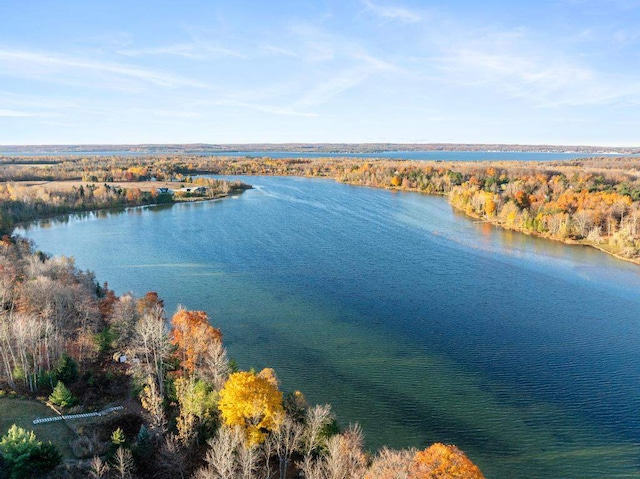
[217,369,284,445]
[257,367,279,387]
[483,192,496,217]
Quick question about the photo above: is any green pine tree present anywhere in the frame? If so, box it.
[48,381,76,408]
[0,425,61,479]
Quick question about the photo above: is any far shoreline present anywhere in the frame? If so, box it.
[10,180,251,234]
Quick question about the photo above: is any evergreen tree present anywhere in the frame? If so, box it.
[49,381,76,408]
[0,425,61,479]
[54,354,79,384]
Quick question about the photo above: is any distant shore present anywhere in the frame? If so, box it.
[2,142,639,155]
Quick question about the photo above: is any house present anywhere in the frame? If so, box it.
[179,186,207,195]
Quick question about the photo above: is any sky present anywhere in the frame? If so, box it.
[1,0,639,146]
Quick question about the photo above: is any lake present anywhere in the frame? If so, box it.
[17,176,640,478]
[2,149,638,161]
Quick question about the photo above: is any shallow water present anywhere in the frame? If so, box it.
[18,176,640,478]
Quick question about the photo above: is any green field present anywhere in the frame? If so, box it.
[0,396,76,458]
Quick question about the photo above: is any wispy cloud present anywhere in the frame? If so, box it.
[259,44,299,58]
[223,100,318,117]
[117,42,246,59]
[0,109,58,118]
[360,0,422,23]
[293,57,397,109]
[433,26,640,108]
[286,24,401,109]
[0,48,212,91]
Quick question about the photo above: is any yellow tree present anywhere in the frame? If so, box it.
[217,369,284,445]
[409,443,485,479]
[170,307,222,374]
[483,192,496,217]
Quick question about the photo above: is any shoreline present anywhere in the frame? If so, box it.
[445,198,640,267]
[11,189,245,234]
[330,175,640,267]
[214,171,640,268]
[8,173,640,267]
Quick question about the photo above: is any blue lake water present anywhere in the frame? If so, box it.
[17,176,640,478]
[2,149,637,161]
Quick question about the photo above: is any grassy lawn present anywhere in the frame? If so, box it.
[0,395,76,458]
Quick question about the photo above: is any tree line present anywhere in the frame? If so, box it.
[0,178,248,237]
[3,153,640,258]
[7,153,637,259]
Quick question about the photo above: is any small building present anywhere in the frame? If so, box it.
[112,352,127,363]
[179,186,207,195]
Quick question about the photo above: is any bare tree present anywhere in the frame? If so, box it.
[299,455,326,479]
[0,312,17,388]
[300,424,367,479]
[366,447,414,479]
[157,434,188,479]
[111,294,140,350]
[200,340,231,391]
[111,447,135,479]
[195,426,240,479]
[573,209,594,237]
[304,404,333,458]
[272,415,304,479]
[324,425,367,479]
[133,305,170,396]
[237,436,259,479]
[88,456,110,479]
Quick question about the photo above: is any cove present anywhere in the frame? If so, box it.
[17,176,640,478]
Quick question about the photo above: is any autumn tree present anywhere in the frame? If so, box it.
[409,443,485,479]
[139,375,167,434]
[170,307,222,375]
[174,376,218,444]
[217,369,284,445]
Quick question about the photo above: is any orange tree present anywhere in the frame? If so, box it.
[409,443,485,479]
[170,308,222,374]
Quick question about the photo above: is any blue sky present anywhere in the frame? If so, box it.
[1,0,639,146]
